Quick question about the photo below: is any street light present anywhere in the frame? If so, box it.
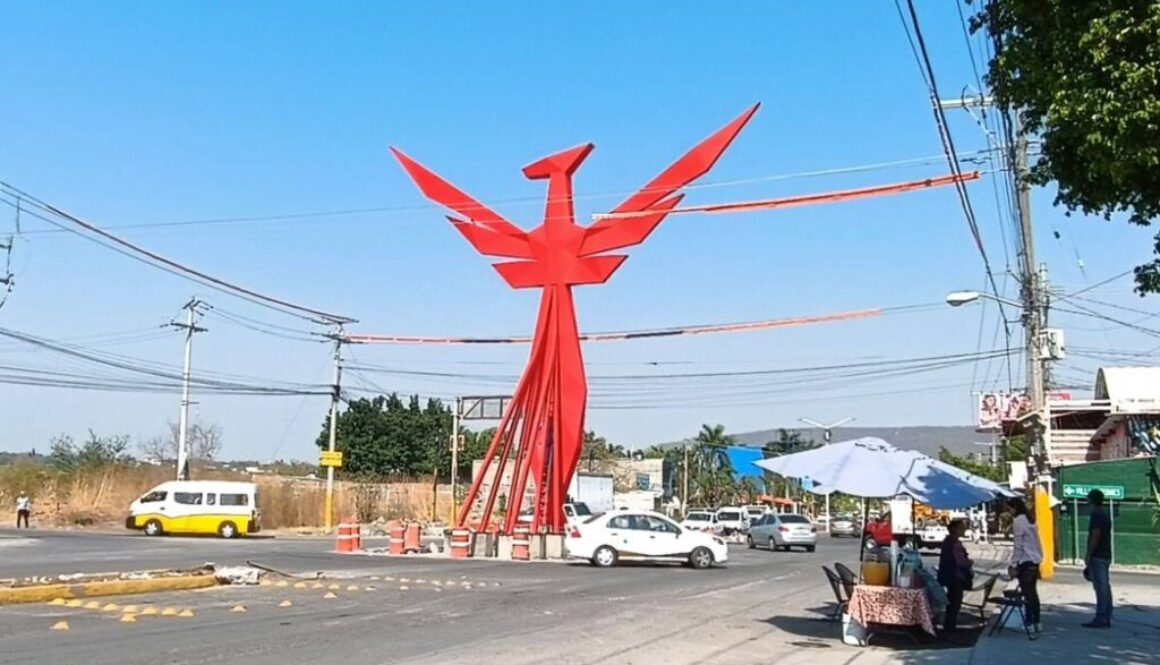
[798,416,855,533]
[945,290,1022,308]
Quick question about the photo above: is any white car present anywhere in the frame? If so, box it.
[566,510,728,569]
[715,507,749,534]
[680,510,723,534]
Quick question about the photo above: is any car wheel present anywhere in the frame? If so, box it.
[218,521,239,539]
[689,546,714,570]
[592,545,618,568]
[143,519,163,537]
[805,545,816,553]
[767,536,777,551]
[747,535,755,549]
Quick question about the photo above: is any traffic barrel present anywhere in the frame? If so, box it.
[335,522,353,553]
[388,520,404,555]
[512,526,530,561]
[450,528,473,559]
[403,521,421,554]
[350,516,362,552]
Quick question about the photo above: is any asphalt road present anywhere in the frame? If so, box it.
[0,528,417,579]
[0,531,874,665]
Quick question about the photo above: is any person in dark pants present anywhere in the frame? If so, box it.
[1084,489,1113,628]
[1007,498,1043,637]
[938,518,974,633]
[15,493,31,528]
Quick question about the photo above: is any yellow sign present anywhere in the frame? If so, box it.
[320,451,344,468]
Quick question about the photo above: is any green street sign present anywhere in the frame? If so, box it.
[1062,484,1125,500]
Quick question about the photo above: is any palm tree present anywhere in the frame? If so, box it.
[690,424,737,507]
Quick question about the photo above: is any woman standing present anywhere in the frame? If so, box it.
[1008,498,1043,636]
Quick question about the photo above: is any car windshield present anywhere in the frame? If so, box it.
[718,511,741,521]
[686,513,711,521]
[779,515,811,524]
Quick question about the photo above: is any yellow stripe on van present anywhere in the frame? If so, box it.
[133,514,251,536]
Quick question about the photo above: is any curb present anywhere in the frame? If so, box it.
[0,575,218,605]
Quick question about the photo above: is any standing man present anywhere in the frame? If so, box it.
[15,493,31,528]
[1083,489,1113,628]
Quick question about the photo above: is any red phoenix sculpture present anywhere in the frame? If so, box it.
[390,104,759,534]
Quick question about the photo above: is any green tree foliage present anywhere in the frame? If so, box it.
[579,430,625,472]
[938,447,1006,482]
[761,429,820,498]
[316,394,452,478]
[974,1,1160,292]
[690,424,737,506]
[48,431,132,472]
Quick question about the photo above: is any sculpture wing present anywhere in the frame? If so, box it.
[391,147,533,259]
[580,103,760,257]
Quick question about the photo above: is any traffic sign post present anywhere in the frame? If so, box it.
[1061,484,1124,500]
[320,451,344,468]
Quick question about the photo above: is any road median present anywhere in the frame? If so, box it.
[0,568,220,605]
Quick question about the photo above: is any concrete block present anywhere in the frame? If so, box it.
[544,534,565,560]
[496,535,513,561]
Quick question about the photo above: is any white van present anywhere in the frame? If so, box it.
[125,480,260,538]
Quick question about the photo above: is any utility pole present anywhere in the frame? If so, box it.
[170,298,207,481]
[939,94,1048,472]
[799,417,854,533]
[682,442,690,517]
[450,397,461,524]
[323,326,343,531]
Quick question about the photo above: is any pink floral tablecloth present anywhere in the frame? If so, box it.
[847,585,937,635]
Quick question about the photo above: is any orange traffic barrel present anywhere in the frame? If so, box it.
[349,516,362,553]
[388,520,404,555]
[449,528,473,559]
[403,521,421,554]
[512,526,530,561]
[335,522,353,553]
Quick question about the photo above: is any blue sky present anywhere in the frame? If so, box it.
[0,2,1154,460]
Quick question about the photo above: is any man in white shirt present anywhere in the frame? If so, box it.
[1008,498,1043,635]
[16,494,31,528]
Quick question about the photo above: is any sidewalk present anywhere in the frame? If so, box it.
[882,561,1160,665]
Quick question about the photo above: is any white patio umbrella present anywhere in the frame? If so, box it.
[752,437,1000,509]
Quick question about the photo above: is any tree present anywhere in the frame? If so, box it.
[139,420,223,463]
[690,424,738,506]
[938,448,1006,483]
[761,429,819,498]
[974,1,1160,293]
[49,431,132,472]
[316,394,452,478]
[580,430,624,472]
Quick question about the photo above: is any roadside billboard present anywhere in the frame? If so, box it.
[976,391,1072,431]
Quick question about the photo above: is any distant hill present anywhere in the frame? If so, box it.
[664,426,984,458]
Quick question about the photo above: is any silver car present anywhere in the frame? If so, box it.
[747,513,817,552]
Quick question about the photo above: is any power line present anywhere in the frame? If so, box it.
[0,183,355,325]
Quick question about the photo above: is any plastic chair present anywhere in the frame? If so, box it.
[822,566,848,621]
[834,562,858,598]
[963,574,999,622]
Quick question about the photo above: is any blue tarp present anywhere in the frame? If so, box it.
[725,446,766,484]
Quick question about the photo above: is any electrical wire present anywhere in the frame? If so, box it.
[0,183,354,325]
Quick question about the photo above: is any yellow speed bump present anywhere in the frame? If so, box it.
[101,603,120,612]
[323,592,338,599]
[49,598,66,606]
[364,586,376,592]
[84,601,102,610]
[328,584,341,590]
[121,605,139,614]
[345,585,359,592]
[65,599,84,608]
[293,582,307,589]
[51,621,70,631]
[231,605,247,613]
[178,609,194,618]
[399,585,409,591]
[140,607,159,616]
[275,581,289,588]
[160,607,179,617]
[278,600,293,608]
[120,614,137,624]
[311,583,325,590]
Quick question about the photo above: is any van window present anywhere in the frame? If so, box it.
[220,493,249,506]
[174,492,203,505]
[206,494,217,506]
[140,491,167,503]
